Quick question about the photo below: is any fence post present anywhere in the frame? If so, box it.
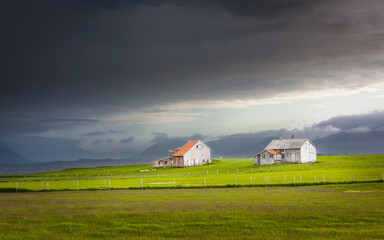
[140,178,143,190]
[300,176,302,182]
[217,169,218,175]
[251,167,253,173]
[323,175,325,185]
[47,181,49,191]
[16,182,18,192]
[332,176,334,182]
[77,180,79,191]
[207,170,208,176]
[109,178,111,190]
[174,178,176,189]
[294,176,296,186]
[260,166,262,172]
[214,177,216,185]
[284,175,286,183]
[235,177,237,187]
[204,178,206,188]
[188,172,190,177]
[237,169,239,174]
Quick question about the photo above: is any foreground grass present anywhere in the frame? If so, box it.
[0,183,383,239]
[1,155,384,191]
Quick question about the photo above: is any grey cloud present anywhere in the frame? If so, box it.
[120,137,135,143]
[151,133,169,143]
[92,139,104,145]
[107,138,114,143]
[314,111,384,132]
[108,130,125,134]
[39,118,99,124]
[80,131,106,137]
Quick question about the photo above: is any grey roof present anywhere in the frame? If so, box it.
[265,139,309,150]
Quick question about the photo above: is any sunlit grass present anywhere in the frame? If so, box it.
[0,184,383,239]
[1,155,384,191]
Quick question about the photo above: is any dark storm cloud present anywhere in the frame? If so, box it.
[80,131,106,137]
[108,130,125,134]
[314,111,384,132]
[1,0,384,122]
[120,137,135,143]
[39,118,99,124]
[92,139,103,145]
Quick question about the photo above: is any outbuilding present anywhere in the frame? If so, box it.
[253,135,316,165]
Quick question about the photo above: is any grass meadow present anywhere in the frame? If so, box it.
[1,155,384,191]
[0,183,383,239]
[0,155,384,239]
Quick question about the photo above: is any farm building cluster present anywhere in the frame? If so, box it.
[253,135,317,165]
[152,136,317,168]
[153,140,211,168]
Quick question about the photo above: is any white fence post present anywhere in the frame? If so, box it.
[77,180,79,191]
[140,178,143,190]
[204,178,206,188]
[250,175,252,185]
[235,177,237,187]
[294,176,296,186]
[16,182,18,192]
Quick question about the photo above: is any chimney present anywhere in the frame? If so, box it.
[292,135,295,139]
[279,135,282,141]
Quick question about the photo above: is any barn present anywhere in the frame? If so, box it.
[153,140,211,168]
[253,135,317,165]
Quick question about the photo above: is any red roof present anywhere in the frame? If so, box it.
[267,149,279,155]
[173,140,199,157]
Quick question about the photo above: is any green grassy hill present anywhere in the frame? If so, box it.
[1,155,384,191]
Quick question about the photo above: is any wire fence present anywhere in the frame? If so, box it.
[1,169,383,192]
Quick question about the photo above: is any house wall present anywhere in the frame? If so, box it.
[284,149,301,163]
[300,140,317,163]
[254,151,275,165]
[183,141,211,167]
[172,156,184,167]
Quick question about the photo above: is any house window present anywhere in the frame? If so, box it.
[203,159,205,163]
[270,154,273,158]
[262,154,265,159]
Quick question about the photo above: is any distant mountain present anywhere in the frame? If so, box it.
[0,144,30,164]
[314,131,384,155]
[140,139,190,159]
[207,134,277,158]
[0,158,150,175]
[140,133,278,159]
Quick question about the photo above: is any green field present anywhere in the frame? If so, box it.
[1,155,384,239]
[0,183,383,239]
[1,155,384,191]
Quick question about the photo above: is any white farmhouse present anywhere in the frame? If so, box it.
[153,140,211,168]
[173,140,211,167]
[254,135,316,165]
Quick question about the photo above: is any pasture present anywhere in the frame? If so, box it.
[1,155,384,191]
[0,183,383,239]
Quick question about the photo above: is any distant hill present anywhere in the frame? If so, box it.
[314,131,384,155]
[0,158,150,175]
[0,144,30,164]
[140,134,278,159]
[207,134,277,158]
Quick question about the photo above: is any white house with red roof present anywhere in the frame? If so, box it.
[153,140,211,168]
[253,135,317,165]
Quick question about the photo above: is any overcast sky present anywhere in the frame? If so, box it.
[1,0,384,161]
